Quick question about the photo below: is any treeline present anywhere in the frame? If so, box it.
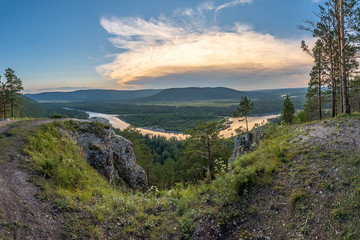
[115,125,233,189]
[0,68,23,118]
[299,0,360,121]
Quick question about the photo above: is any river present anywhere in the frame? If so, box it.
[86,111,279,140]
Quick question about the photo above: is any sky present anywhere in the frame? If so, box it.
[0,0,323,93]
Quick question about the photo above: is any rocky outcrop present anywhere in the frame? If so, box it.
[63,120,147,191]
[228,133,253,164]
[228,128,264,164]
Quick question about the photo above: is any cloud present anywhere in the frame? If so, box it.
[215,0,252,12]
[96,1,313,89]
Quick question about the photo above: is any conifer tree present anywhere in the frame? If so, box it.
[281,95,295,124]
[300,0,360,116]
[184,120,229,181]
[4,68,23,118]
[301,40,326,120]
[233,96,254,132]
[0,76,7,119]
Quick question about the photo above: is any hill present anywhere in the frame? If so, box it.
[0,115,359,239]
[25,89,162,103]
[17,95,49,118]
[25,87,307,132]
[134,87,269,102]
[25,87,307,104]
[12,95,89,119]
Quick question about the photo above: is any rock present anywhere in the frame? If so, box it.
[64,121,147,191]
[228,133,254,164]
[0,118,11,122]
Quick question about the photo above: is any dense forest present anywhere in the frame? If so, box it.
[115,126,234,188]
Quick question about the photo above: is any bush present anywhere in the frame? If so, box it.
[50,113,68,119]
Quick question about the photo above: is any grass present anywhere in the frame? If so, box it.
[20,113,360,239]
[24,121,184,239]
[22,120,299,239]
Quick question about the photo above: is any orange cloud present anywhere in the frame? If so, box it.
[96,4,313,88]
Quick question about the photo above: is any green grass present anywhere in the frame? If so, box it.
[24,122,181,239]
[22,120,299,239]
[22,114,360,239]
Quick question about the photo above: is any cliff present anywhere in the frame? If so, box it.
[64,120,148,190]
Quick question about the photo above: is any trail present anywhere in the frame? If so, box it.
[0,119,66,239]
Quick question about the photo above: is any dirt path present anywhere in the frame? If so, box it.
[0,119,72,239]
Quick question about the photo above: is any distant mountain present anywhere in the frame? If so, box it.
[25,89,162,103]
[135,87,245,102]
[17,95,49,118]
[14,95,88,119]
[135,87,307,102]
[25,87,307,103]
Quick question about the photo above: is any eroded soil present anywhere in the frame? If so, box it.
[0,119,64,240]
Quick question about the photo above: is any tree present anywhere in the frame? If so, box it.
[4,68,23,118]
[281,95,295,124]
[301,40,327,120]
[233,96,254,132]
[0,76,7,119]
[299,0,360,116]
[184,120,231,181]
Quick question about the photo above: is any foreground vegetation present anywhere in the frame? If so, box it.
[19,113,360,239]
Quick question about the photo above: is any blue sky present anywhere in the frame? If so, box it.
[0,0,322,92]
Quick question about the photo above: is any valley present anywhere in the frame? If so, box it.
[26,87,305,132]
[86,110,279,140]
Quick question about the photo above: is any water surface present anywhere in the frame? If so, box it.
[86,111,279,140]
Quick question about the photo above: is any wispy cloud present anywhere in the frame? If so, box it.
[215,0,252,12]
[96,1,312,89]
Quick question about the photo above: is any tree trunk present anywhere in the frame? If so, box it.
[207,138,215,180]
[340,0,350,114]
[245,115,249,132]
[329,36,336,117]
[10,99,14,118]
[335,0,344,114]
[318,54,322,120]
[2,88,6,119]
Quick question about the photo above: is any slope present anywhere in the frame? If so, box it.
[12,95,89,119]
[25,89,162,103]
[25,87,307,104]
[2,115,359,239]
[0,120,65,240]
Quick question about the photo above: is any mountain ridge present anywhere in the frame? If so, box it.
[26,87,307,103]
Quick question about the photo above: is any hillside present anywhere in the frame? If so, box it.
[134,87,266,102]
[25,89,162,103]
[26,87,307,104]
[13,95,89,119]
[0,115,359,239]
[25,87,307,132]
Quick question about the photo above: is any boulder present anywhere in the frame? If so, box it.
[228,133,253,164]
[64,121,147,191]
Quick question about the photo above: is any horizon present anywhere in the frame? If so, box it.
[1,0,321,92]
[23,86,309,95]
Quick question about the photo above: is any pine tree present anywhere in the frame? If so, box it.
[184,120,229,181]
[301,40,327,120]
[299,0,360,116]
[0,76,7,119]
[4,68,23,118]
[233,96,254,132]
[281,95,295,124]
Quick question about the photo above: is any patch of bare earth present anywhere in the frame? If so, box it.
[0,120,65,240]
